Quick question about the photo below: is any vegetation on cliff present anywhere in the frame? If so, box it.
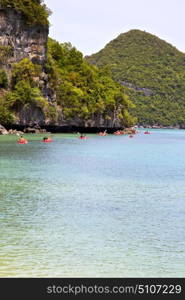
[0,58,51,123]
[0,0,50,26]
[86,30,185,126]
[0,39,136,127]
[45,38,135,126]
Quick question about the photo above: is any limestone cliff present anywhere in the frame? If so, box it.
[0,7,56,126]
[0,7,48,68]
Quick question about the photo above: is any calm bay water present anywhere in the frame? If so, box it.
[0,130,185,277]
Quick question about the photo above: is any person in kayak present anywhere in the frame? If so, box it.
[18,136,28,144]
[43,136,53,142]
[79,134,88,139]
[99,130,107,136]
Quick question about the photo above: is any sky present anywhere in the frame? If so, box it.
[44,0,185,56]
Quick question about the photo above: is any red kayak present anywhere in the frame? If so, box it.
[17,141,28,145]
[43,139,53,143]
[144,131,151,134]
[79,137,88,140]
[18,139,28,144]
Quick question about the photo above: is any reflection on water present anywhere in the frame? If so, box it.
[0,130,185,277]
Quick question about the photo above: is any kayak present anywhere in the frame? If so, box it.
[79,137,88,140]
[43,139,53,143]
[144,131,151,134]
[18,140,28,144]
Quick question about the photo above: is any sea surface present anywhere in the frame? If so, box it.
[0,130,185,277]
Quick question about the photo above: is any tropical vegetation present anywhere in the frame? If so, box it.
[0,39,136,126]
[45,38,135,126]
[86,30,185,126]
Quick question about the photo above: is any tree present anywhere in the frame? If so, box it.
[11,58,41,87]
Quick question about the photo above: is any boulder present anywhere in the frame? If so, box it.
[8,129,24,135]
[24,127,39,134]
[0,124,8,135]
[39,129,47,133]
[23,127,48,134]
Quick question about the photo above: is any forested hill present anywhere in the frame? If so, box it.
[86,30,185,126]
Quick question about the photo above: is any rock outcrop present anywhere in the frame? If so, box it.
[0,7,48,68]
[121,81,154,96]
[0,6,56,125]
[0,123,8,134]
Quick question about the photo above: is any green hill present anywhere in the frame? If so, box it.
[86,30,185,126]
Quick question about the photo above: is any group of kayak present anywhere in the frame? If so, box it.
[114,129,138,136]
[17,130,151,144]
[98,129,151,138]
[81,130,151,138]
[17,134,89,144]
[17,136,53,144]
[114,130,151,135]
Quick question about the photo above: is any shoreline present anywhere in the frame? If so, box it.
[0,124,184,134]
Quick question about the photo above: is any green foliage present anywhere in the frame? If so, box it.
[86,30,185,126]
[0,97,14,123]
[47,38,135,126]
[3,57,52,121]
[0,51,58,123]
[0,69,8,88]
[0,45,13,65]
[6,80,44,106]
[0,0,51,26]
[11,58,41,87]
[0,37,136,127]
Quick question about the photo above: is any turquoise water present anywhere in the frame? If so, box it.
[0,130,185,277]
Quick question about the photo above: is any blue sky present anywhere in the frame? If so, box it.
[44,0,185,56]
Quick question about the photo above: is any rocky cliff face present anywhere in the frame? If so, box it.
[0,7,48,68]
[0,7,56,126]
